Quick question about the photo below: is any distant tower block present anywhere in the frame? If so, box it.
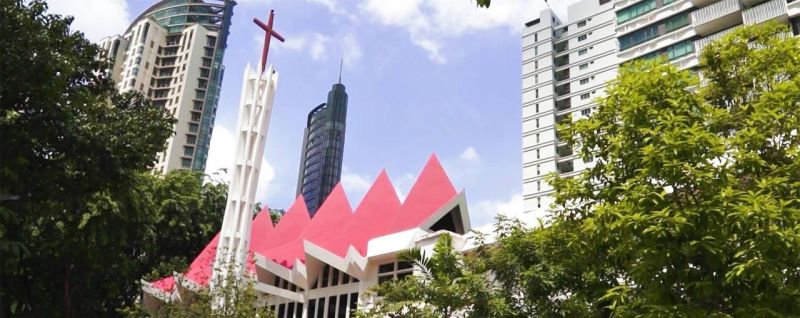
[212,9,284,291]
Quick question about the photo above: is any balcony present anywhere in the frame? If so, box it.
[555,98,572,112]
[789,0,800,17]
[694,25,741,54]
[692,0,742,36]
[743,0,788,24]
[557,144,573,157]
[554,41,569,54]
[554,55,570,68]
[555,83,571,97]
[557,160,574,174]
[555,69,570,82]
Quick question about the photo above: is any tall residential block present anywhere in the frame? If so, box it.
[99,0,236,174]
[296,82,349,216]
[522,0,799,217]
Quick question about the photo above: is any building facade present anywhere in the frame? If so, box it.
[295,82,349,216]
[142,155,475,318]
[521,0,800,217]
[98,0,236,173]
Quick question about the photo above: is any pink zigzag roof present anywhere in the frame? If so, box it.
[150,154,457,292]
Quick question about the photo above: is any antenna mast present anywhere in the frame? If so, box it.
[338,58,343,83]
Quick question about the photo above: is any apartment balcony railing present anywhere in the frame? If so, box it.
[691,0,742,35]
[557,145,573,157]
[743,0,788,24]
[554,42,569,54]
[555,69,570,82]
[554,55,570,68]
[555,84,571,97]
[555,98,572,112]
[694,25,741,53]
[557,160,574,174]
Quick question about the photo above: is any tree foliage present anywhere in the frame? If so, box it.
[0,1,226,316]
[357,233,508,318]
[358,23,800,318]
[546,22,800,316]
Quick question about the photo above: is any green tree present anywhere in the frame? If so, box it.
[357,233,508,318]
[139,171,227,281]
[0,0,230,315]
[121,261,275,318]
[544,23,800,316]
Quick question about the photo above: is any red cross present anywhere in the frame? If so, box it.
[253,9,285,73]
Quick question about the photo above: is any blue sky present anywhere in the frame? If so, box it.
[48,0,572,227]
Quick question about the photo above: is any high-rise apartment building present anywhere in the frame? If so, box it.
[99,0,236,173]
[296,82,349,217]
[522,0,800,217]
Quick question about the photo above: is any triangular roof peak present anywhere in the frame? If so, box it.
[391,153,457,231]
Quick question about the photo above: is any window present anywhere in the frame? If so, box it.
[577,20,587,27]
[665,12,690,32]
[535,74,539,84]
[377,261,414,286]
[535,89,539,98]
[206,36,217,47]
[580,78,590,85]
[581,108,592,116]
[619,24,659,50]
[181,158,191,168]
[578,48,588,55]
[183,146,194,156]
[579,63,589,70]
[536,118,539,128]
[535,60,539,70]
[535,104,540,113]
[617,0,656,24]
[204,47,214,57]
[537,197,542,208]
[191,112,201,122]
[666,40,694,60]
[534,33,538,42]
[186,134,196,144]
[193,101,203,110]
[578,34,587,41]
[536,133,540,143]
[537,181,541,191]
[537,165,541,175]
[536,149,540,159]
[580,93,591,100]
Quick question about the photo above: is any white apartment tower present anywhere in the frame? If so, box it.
[522,0,800,217]
[99,0,236,174]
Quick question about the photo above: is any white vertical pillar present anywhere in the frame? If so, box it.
[211,63,278,291]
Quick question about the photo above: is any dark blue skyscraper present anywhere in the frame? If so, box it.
[296,81,348,216]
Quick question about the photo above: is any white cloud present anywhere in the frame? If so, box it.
[360,0,545,63]
[46,0,130,42]
[342,34,363,67]
[279,32,331,62]
[205,126,275,201]
[472,192,524,227]
[279,32,362,67]
[340,167,373,205]
[307,0,359,22]
[459,146,479,162]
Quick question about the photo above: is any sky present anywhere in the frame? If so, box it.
[47,0,574,227]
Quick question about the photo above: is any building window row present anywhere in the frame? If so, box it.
[619,12,690,50]
[617,0,657,24]
[377,260,413,285]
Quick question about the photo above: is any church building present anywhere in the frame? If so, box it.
[141,154,478,318]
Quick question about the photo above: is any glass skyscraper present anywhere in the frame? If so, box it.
[296,82,348,216]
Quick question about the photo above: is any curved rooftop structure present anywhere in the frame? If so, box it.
[127,0,235,34]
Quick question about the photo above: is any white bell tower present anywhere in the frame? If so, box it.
[211,9,285,292]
